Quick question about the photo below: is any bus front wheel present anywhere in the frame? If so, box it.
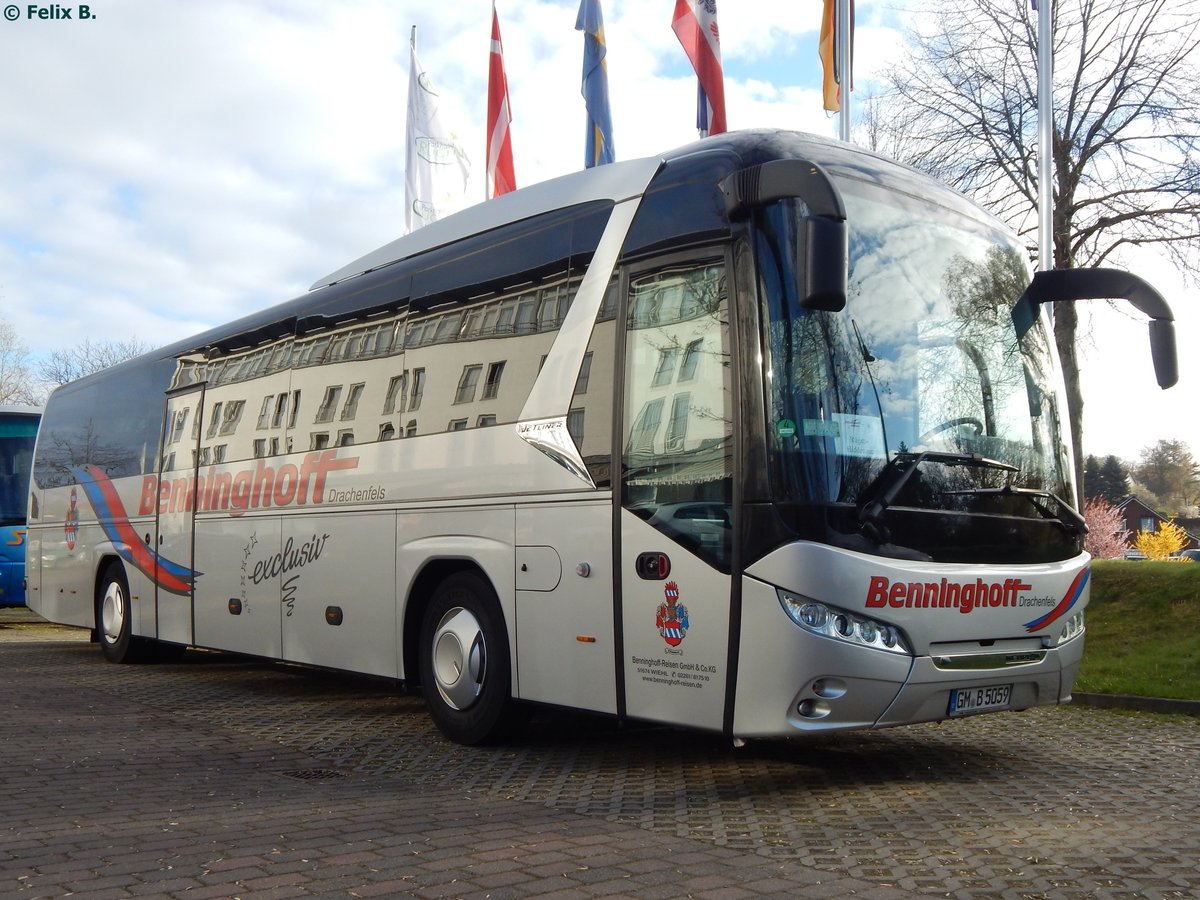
[419,571,524,745]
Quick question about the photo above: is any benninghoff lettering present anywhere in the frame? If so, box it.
[139,450,358,518]
[865,575,1033,614]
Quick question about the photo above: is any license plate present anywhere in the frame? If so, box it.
[948,683,1012,717]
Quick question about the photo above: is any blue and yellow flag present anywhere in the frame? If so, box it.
[576,0,615,167]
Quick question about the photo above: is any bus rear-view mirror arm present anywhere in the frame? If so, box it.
[721,159,848,312]
[1012,268,1178,390]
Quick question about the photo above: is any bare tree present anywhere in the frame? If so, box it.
[0,319,39,406]
[876,0,1200,485]
[37,337,153,387]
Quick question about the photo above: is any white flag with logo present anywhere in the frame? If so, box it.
[405,37,471,232]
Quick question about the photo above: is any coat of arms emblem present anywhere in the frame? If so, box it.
[656,581,689,647]
[64,486,79,551]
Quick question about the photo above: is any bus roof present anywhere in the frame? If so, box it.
[312,129,994,293]
[312,155,665,291]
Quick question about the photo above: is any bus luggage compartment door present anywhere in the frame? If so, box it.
[280,512,398,678]
[515,501,616,713]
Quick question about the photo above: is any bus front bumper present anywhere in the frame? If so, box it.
[733,626,1085,737]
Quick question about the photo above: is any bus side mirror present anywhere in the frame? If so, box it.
[802,217,847,312]
[1012,268,1178,389]
[1147,318,1179,391]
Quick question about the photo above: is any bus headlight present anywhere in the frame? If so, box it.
[778,590,911,655]
[1055,610,1085,646]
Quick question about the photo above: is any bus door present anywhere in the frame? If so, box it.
[154,385,203,646]
[618,254,735,731]
[190,366,290,660]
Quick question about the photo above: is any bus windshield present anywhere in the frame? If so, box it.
[757,178,1076,565]
[0,414,38,527]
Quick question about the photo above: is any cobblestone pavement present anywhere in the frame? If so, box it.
[2,611,1198,899]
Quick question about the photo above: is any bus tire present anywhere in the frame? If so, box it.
[419,571,524,745]
[96,561,143,664]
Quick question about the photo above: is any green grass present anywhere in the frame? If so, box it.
[1076,559,1200,700]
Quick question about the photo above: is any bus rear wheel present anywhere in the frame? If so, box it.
[95,563,187,663]
[419,571,524,745]
[96,562,139,663]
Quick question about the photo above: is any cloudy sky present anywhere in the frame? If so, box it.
[0,0,1193,461]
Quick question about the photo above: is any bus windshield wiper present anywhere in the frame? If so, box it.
[857,451,1018,541]
[939,485,1088,536]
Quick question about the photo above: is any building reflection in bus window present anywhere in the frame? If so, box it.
[622,256,733,570]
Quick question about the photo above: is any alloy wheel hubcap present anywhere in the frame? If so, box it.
[432,606,486,711]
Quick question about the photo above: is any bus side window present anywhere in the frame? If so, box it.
[198,338,299,466]
[33,358,174,489]
[389,203,609,441]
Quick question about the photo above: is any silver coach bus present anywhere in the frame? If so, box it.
[27,130,1176,744]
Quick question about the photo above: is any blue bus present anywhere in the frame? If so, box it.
[0,406,41,606]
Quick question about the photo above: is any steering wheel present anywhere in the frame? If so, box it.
[917,417,984,444]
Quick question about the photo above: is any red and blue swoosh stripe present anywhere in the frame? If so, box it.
[73,465,200,595]
[1023,568,1088,632]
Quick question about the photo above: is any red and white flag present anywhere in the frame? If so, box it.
[486,2,516,198]
[671,0,726,136]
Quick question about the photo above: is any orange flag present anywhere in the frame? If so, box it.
[819,0,853,113]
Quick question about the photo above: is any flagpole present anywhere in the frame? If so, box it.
[837,0,852,141]
[1037,0,1053,272]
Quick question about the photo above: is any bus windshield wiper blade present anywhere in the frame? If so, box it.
[857,451,1018,540]
[939,485,1088,535]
